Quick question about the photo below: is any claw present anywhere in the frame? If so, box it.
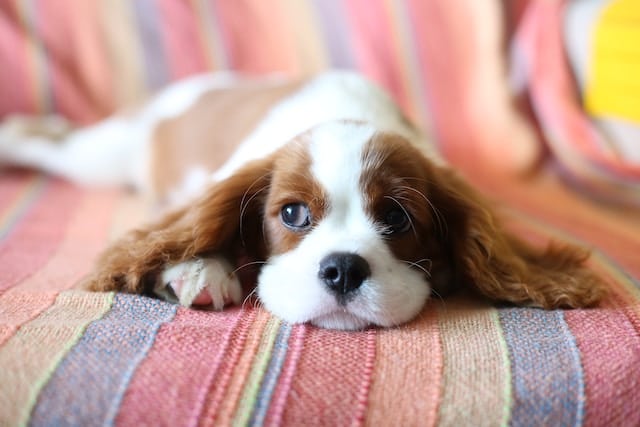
[191,289,213,306]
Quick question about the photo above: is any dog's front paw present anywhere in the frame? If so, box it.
[156,257,242,310]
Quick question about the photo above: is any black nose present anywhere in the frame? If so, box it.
[318,252,371,296]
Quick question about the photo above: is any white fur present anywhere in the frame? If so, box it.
[211,71,440,182]
[157,257,242,310]
[258,122,431,330]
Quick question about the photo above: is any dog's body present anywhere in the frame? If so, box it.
[0,71,605,330]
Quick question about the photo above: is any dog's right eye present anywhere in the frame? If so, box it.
[281,203,311,230]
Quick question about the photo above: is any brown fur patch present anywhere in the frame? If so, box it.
[361,132,608,308]
[360,133,450,294]
[150,79,303,203]
[86,155,276,294]
[264,136,328,254]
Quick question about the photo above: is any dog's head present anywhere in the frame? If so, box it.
[257,122,439,329]
[92,121,605,330]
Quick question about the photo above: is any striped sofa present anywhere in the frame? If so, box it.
[1,1,639,426]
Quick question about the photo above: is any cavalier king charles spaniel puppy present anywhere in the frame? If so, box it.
[0,72,605,330]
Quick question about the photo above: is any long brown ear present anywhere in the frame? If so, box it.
[428,167,607,308]
[86,156,274,294]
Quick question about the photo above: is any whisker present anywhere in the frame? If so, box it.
[239,179,271,247]
[401,258,432,278]
[397,185,447,238]
[231,260,267,276]
[384,195,418,240]
[241,287,259,310]
[429,287,446,311]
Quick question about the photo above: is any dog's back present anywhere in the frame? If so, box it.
[0,71,432,207]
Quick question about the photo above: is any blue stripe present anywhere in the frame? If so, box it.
[21,0,55,112]
[311,0,355,68]
[499,308,585,427]
[0,175,48,244]
[132,0,171,91]
[249,323,293,427]
[29,294,177,427]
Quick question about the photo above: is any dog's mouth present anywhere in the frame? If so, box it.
[309,310,371,331]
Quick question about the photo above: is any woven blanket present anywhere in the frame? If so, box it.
[1,1,640,425]
[0,168,638,426]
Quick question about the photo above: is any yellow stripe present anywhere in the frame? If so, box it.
[99,0,147,107]
[283,0,329,75]
[191,0,219,70]
[437,299,511,426]
[232,316,281,426]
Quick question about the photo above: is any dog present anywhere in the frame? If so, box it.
[0,71,606,330]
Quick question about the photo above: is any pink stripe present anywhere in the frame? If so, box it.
[351,329,377,427]
[0,190,118,345]
[279,326,374,425]
[0,291,57,346]
[406,0,538,173]
[565,308,640,426]
[199,308,260,426]
[28,0,65,115]
[0,2,34,115]
[157,0,209,80]
[0,179,82,292]
[342,0,410,112]
[364,306,443,426]
[115,307,243,427]
[212,0,298,73]
[15,190,118,293]
[405,0,472,162]
[31,2,95,122]
[0,170,33,212]
[64,2,115,120]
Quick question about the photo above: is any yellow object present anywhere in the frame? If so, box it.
[585,0,640,123]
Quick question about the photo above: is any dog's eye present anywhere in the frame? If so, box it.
[281,203,311,230]
[382,207,411,235]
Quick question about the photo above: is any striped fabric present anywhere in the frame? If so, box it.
[515,0,640,206]
[0,170,639,426]
[2,0,637,204]
[1,0,638,201]
[1,1,640,426]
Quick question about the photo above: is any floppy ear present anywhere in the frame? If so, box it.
[86,156,274,294]
[428,167,607,308]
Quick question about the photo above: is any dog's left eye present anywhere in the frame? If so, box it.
[382,207,411,235]
[281,203,311,230]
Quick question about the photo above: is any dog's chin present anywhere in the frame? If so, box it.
[309,311,371,331]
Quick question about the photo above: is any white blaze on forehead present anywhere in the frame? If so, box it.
[308,122,376,222]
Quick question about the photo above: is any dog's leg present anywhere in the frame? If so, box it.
[0,74,246,190]
[0,113,148,190]
[154,257,243,310]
